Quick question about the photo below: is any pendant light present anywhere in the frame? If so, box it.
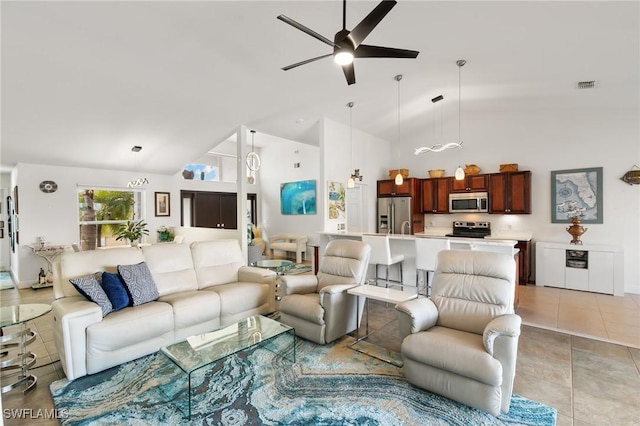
[454,59,467,181]
[347,102,356,188]
[247,130,261,184]
[414,94,463,155]
[127,145,149,188]
[394,74,404,186]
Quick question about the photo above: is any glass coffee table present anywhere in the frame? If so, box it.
[160,315,295,419]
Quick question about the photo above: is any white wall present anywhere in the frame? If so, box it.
[255,133,322,249]
[401,107,639,293]
[10,163,185,286]
[320,117,391,233]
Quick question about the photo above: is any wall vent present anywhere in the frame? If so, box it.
[576,80,598,89]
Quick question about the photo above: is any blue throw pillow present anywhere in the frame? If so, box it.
[70,274,113,317]
[101,272,131,310]
[117,262,159,306]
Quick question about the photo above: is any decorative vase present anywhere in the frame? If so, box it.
[566,217,587,245]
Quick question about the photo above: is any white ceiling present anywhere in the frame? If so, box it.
[2,1,638,175]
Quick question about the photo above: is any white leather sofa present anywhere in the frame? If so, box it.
[51,239,276,381]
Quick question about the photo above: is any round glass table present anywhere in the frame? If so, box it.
[252,259,295,274]
[251,260,295,301]
[1,303,51,394]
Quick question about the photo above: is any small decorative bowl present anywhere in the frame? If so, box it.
[428,169,445,178]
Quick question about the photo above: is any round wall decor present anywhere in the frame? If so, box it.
[39,180,58,193]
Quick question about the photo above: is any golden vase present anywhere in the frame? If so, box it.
[566,217,587,245]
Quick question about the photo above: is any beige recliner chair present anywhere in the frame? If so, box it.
[395,250,521,416]
[278,239,371,345]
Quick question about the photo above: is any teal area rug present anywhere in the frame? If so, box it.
[0,271,15,290]
[284,263,312,275]
[50,336,556,425]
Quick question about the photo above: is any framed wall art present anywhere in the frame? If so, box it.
[154,192,171,217]
[327,182,346,221]
[280,180,316,215]
[551,167,603,224]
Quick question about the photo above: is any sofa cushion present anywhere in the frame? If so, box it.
[191,240,244,289]
[69,274,113,317]
[58,247,145,299]
[206,282,270,317]
[101,272,130,310]
[141,243,198,296]
[86,302,173,352]
[117,262,160,306]
[158,290,221,330]
[402,326,503,387]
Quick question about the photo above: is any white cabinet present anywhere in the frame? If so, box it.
[536,242,624,296]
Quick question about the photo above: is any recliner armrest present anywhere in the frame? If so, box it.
[280,275,318,295]
[395,298,439,340]
[482,314,522,356]
[318,283,357,297]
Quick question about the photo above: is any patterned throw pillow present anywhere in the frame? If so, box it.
[101,272,131,310]
[117,262,159,306]
[70,275,113,317]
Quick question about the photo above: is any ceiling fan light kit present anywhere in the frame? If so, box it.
[278,0,419,85]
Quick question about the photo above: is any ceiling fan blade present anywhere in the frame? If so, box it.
[349,0,397,47]
[354,44,419,59]
[282,53,333,71]
[342,62,356,85]
[277,15,338,48]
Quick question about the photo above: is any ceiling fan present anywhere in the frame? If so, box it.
[277,0,419,85]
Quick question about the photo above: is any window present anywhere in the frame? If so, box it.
[78,187,144,250]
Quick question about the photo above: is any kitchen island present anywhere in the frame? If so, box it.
[317,231,522,291]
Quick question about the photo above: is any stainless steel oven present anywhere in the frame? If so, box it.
[448,192,489,213]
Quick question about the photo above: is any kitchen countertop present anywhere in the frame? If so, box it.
[319,231,520,246]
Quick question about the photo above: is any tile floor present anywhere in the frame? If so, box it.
[1,284,639,425]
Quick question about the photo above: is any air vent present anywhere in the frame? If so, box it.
[576,80,598,89]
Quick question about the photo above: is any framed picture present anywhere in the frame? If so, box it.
[327,182,346,221]
[0,229,3,239]
[154,192,171,217]
[0,220,4,228]
[280,180,316,215]
[551,167,603,224]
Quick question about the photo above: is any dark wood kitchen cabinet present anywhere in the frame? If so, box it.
[377,178,419,197]
[516,240,531,284]
[489,171,531,214]
[421,178,450,214]
[449,174,489,193]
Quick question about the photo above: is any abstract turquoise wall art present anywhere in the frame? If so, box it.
[280,180,316,215]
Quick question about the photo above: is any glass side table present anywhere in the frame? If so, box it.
[1,303,51,394]
[251,260,295,301]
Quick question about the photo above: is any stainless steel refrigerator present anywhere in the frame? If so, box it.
[377,197,413,234]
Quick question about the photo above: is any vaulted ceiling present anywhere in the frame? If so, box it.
[2,1,638,174]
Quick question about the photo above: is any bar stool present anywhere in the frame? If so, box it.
[415,238,450,296]
[362,234,404,289]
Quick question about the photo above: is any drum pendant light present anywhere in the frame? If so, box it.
[454,59,467,181]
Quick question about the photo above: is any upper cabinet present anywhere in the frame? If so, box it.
[377,178,419,198]
[421,178,450,214]
[450,174,489,193]
[489,171,532,214]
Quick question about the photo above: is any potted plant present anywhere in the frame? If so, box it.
[115,220,149,246]
[157,225,174,242]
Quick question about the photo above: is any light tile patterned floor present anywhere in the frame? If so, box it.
[1,284,639,425]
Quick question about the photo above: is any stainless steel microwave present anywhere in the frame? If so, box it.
[449,192,489,213]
